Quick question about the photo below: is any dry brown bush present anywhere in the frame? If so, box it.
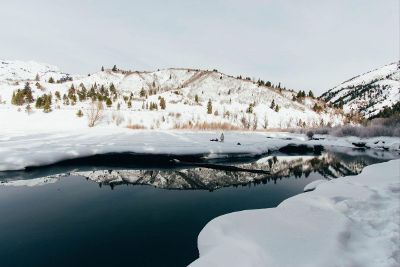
[127,124,145,130]
[174,121,241,130]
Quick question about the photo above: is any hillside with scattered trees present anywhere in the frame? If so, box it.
[0,60,347,130]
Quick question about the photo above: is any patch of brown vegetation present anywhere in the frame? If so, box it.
[174,121,242,130]
[127,124,145,130]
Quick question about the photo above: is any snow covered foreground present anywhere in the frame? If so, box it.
[1,128,399,171]
[189,159,400,267]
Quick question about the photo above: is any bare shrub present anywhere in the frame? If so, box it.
[174,121,241,130]
[87,101,104,127]
[241,115,250,129]
[252,114,258,130]
[290,117,400,138]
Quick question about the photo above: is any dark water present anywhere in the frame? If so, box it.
[0,151,397,267]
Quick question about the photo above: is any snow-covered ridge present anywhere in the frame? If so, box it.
[321,62,400,118]
[189,159,400,267]
[0,60,344,130]
[0,60,70,82]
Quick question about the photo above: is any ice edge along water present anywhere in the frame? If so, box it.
[189,159,400,267]
[0,129,399,171]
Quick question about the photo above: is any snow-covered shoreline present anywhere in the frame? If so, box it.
[189,159,400,267]
[0,129,399,171]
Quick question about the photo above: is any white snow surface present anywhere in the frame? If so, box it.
[189,159,400,267]
[303,179,327,191]
[0,176,59,187]
[0,128,399,171]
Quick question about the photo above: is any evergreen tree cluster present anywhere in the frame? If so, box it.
[35,94,52,112]
[11,82,34,106]
[149,102,158,110]
[313,103,323,113]
[256,79,272,87]
[370,102,400,119]
[59,82,119,107]
[296,90,306,98]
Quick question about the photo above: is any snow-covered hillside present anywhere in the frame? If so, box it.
[0,60,345,131]
[0,60,70,82]
[321,62,400,118]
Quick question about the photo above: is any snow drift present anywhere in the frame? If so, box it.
[189,159,400,267]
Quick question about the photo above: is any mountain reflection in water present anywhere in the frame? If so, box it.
[55,152,394,190]
[1,150,397,190]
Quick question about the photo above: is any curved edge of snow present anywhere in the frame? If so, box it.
[303,179,327,192]
[189,159,400,267]
[0,129,399,171]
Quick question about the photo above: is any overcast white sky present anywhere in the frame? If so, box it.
[0,0,398,94]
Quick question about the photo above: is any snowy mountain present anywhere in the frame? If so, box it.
[0,59,70,82]
[321,62,400,119]
[0,60,345,131]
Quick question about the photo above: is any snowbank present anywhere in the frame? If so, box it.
[303,179,327,191]
[189,159,400,267]
[0,128,399,171]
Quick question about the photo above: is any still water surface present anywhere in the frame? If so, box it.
[0,151,396,267]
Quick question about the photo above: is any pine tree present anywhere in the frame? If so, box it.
[101,66,104,71]
[76,109,84,117]
[246,103,253,113]
[112,65,117,72]
[207,99,212,114]
[109,83,116,93]
[106,98,112,107]
[159,97,166,110]
[270,99,275,109]
[23,82,34,103]
[35,73,40,81]
[275,105,280,112]
[140,88,146,97]
[195,94,199,103]
[43,95,52,113]
[308,90,314,98]
[48,77,55,83]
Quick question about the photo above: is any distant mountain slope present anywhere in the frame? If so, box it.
[0,59,70,81]
[0,60,345,130]
[321,62,399,119]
